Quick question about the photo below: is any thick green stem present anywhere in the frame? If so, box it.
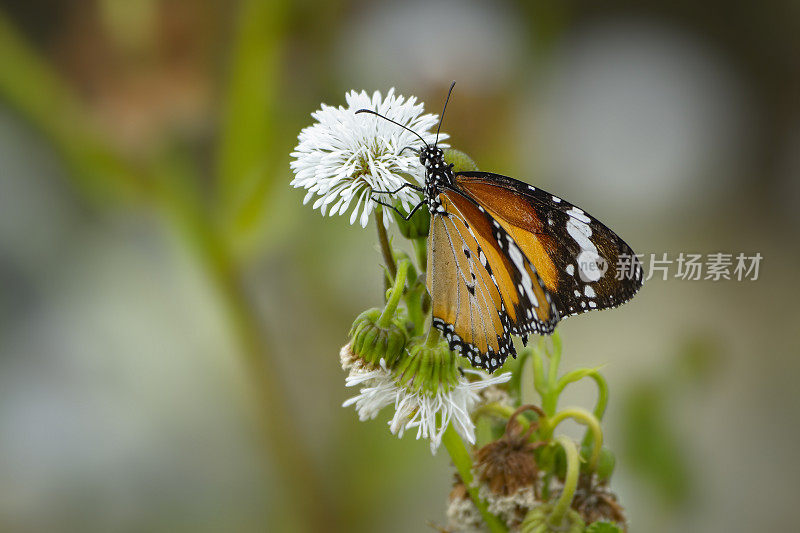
[442,425,508,533]
[425,324,442,348]
[412,237,428,273]
[548,436,580,528]
[375,208,397,282]
[547,332,562,388]
[378,259,409,327]
[543,408,603,471]
[404,289,425,336]
[532,349,552,412]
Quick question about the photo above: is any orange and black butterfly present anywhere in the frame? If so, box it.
[357,83,643,373]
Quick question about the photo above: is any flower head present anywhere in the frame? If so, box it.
[290,88,447,227]
[342,345,510,453]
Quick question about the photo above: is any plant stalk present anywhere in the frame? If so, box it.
[442,425,508,533]
[548,436,580,528]
[375,207,397,283]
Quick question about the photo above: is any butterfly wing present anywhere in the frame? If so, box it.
[453,171,644,317]
[427,187,559,372]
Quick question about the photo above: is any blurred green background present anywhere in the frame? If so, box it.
[0,1,798,531]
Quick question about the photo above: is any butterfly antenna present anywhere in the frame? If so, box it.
[435,81,456,147]
[355,109,429,147]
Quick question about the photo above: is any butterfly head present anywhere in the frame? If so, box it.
[420,146,445,170]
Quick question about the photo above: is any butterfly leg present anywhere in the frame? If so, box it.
[372,198,426,220]
[372,182,424,195]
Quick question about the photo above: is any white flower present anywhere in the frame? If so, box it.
[290,88,447,227]
[343,359,511,453]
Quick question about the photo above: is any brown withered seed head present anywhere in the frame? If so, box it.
[474,405,545,496]
[572,474,627,528]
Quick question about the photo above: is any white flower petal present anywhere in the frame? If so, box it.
[343,362,510,454]
[290,88,447,227]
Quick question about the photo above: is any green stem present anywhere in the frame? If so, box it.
[547,332,562,388]
[543,408,603,471]
[375,207,397,282]
[587,371,609,421]
[532,349,548,395]
[472,402,516,421]
[425,324,442,348]
[582,371,608,451]
[442,425,508,533]
[521,353,537,406]
[378,259,409,327]
[404,288,425,337]
[548,436,580,528]
[412,237,428,273]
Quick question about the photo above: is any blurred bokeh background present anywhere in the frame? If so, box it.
[0,1,798,531]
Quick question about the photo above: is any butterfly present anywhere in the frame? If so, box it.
[357,83,643,373]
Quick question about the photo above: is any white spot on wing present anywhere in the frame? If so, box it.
[566,208,603,282]
[577,251,602,282]
[507,239,538,307]
[567,207,590,223]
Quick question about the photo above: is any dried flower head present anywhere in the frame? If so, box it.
[571,475,627,527]
[475,405,546,496]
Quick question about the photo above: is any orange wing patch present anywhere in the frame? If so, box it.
[427,212,510,368]
[453,172,644,319]
[426,188,558,371]
[455,179,559,292]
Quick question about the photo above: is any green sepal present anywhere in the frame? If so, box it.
[580,443,616,481]
[349,308,408,368]
[395,337,459,394]
[443,148,478,172]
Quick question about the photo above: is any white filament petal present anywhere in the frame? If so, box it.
[290,88,447,227]
[343,362,510,454]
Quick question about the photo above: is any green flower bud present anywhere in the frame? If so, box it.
[577,442,615,482]
[349,308,408,368]
[520,504,585,533]
[443,148,478,172]
[595,447,616,482]
[394,334,459,395]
